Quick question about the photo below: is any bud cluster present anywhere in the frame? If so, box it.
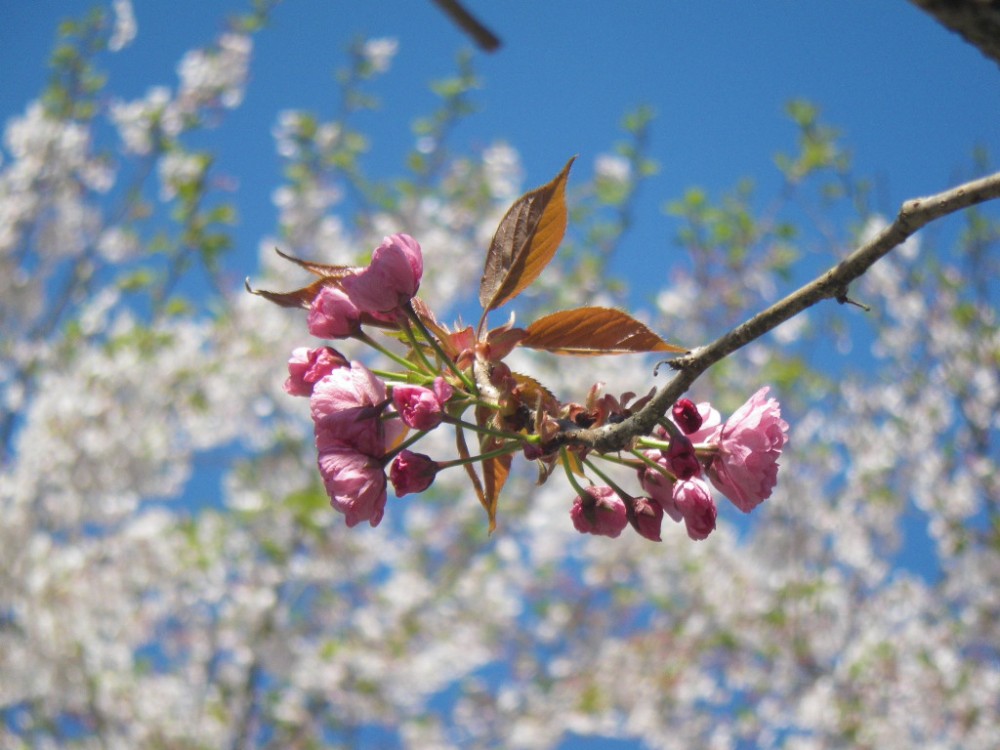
[265,231,789,540]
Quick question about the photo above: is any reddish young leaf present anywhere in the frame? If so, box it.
[521,306,687,355]
[478,157,575,324]
[476,405,512,533]
[511,372,561,416]
[273,247,361,278]
[244,277,329,309]
[455,425,496,533]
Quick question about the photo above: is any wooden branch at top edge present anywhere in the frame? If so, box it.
[430,0,501,51]
[553,169,1000,454]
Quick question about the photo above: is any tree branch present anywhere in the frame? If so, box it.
[556,169,1000,453]
[430,0,501,52]
[909,0,1000,68]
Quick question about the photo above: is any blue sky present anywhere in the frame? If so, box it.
[3,4,998,746]
[4,0,999,292]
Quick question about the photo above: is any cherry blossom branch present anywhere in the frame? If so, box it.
[559,169,1000,454]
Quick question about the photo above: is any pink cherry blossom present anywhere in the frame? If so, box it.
[570,486,629,538]
[673,478,717,541]
[630,496,664,542]
[341,233,423,315]
[316,429,388,527]
[391,377,453,430]
[389,450,439,496]
[310,361,391,457]
[706,386,789,512]
[284,345,348,396]
[307,285,361,339]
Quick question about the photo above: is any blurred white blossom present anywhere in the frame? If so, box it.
[108,0,137,52]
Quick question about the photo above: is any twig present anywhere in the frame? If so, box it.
[430,0,501,51]
[556,169,1000,453]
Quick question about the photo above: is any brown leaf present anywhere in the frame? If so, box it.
[475,405,511,533]
[245,277,329,309]
[273,247,360,278]
[455,425,496,533]
[481,452,511,532]
[521,306,687,355]
[511,372,561,415]
[479,157,575,321]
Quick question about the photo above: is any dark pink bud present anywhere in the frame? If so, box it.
[389,450,439,496]
[570,486,628,538]
[665,433,701,480]
[672,398,703,434]
[284,346,349,396]
[630,496,664,542]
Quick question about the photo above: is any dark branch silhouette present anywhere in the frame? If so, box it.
[910,0,1000,67]
[430,0,501,52]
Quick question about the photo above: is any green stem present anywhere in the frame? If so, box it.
[560,448,590,497]
[404,303,476,391]
[629,447,676,481]
[356,330,420,373]
[636,435,671,451]
[438,442,521,470]
[399,316,438,375]
[442,414,527,444]
[602,452,643,469]
[385,428,430,459]
[582,456,633,500]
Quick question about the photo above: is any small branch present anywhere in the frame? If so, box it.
[430,0,501,51]
[555,169,1000,453]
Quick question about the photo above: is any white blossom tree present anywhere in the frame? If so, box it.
[2,2,999,749]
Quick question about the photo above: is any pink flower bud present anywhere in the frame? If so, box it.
[391,377,453,431]
[570,486,628,538]
[389,450,439,496]
[308,285,361,339]
[284,346,349,396]
[673,478,717,541]
[672,398,703,434]
[342,233,423,315]
[705,386,789,512]
[665,433,701,480]
[630,496,664,542]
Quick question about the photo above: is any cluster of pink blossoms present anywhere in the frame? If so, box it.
[570,390,789,542]
[282,234,445,527]
[273,231,788,539]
